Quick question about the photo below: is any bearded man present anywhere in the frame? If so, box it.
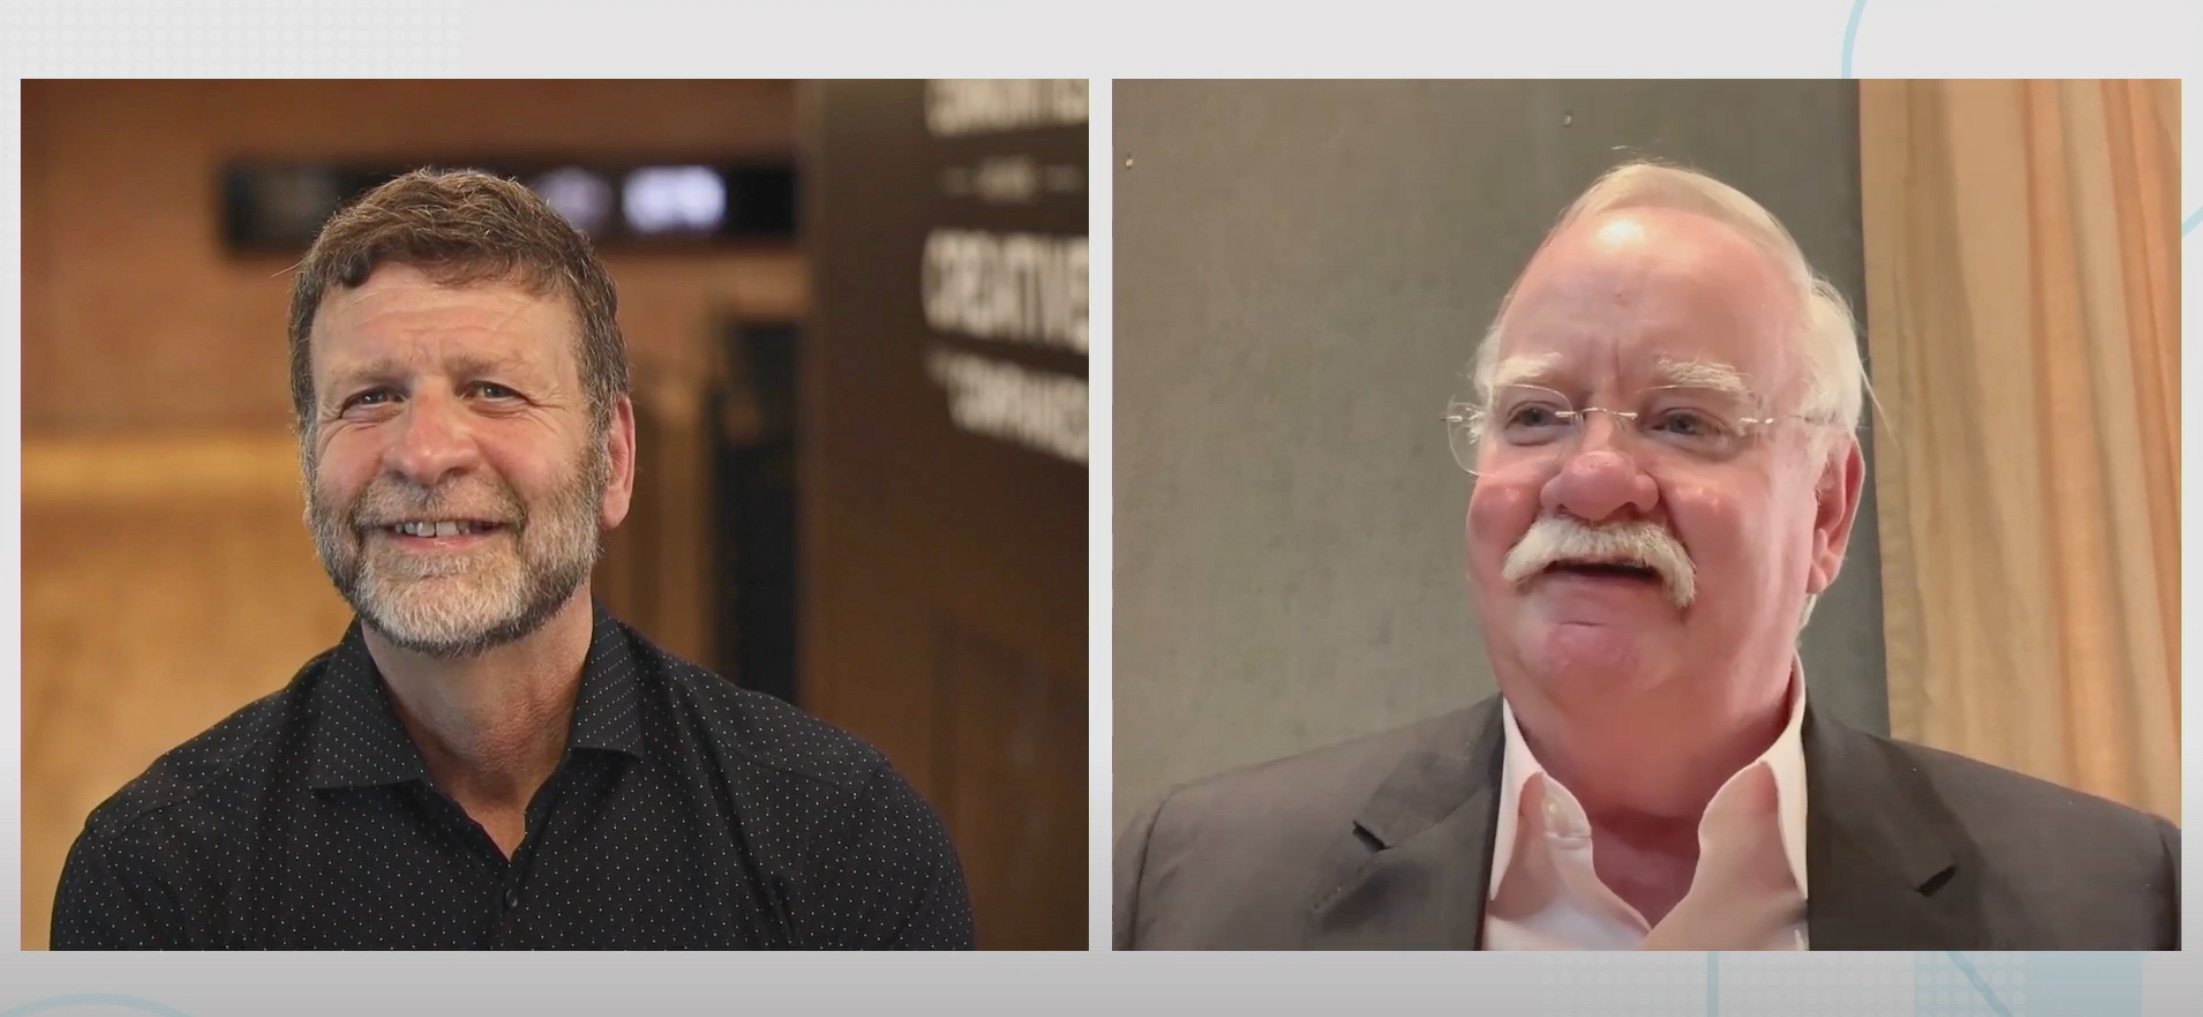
[53,169,973,950]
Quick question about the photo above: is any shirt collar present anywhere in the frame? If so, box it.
[303,602,648,791]
[566,604,649,757]
[1487,661,1811,899]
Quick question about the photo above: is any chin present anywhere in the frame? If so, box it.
[1515,615,1681,701]
[355,566,525,634]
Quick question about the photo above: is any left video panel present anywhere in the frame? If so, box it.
[19,78,1089,950]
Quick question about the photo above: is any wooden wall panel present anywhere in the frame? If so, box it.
[20,437,352,949]
[21,79,805,435]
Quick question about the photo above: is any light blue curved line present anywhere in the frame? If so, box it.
[2184,204,2202,237]
[0,995,197,1017]
[1942,952,2014,1017]
[1841,0,1867,78]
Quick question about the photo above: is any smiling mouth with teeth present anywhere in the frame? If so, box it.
[386,520,501,539]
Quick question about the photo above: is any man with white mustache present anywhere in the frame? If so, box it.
[1504,516,1697,610]
[1114,161,2177,950]
[54,169,973,950]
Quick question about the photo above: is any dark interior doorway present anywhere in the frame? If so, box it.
[708,319,802,706]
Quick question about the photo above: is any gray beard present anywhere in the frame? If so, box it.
[305,442,609,660]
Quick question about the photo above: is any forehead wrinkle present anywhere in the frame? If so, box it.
[327,346,540,386]
[318,294,574,387]
[322,270,574,343]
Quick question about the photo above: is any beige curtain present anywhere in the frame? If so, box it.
[1858,80,2179,822]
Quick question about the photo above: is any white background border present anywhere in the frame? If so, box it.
[2,0,2196,1013]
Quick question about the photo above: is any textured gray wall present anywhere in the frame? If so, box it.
[1113,80,1888,835]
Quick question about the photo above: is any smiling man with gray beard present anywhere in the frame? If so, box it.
[53,168,973,951]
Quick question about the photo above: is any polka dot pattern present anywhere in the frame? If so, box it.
[50,604,975,950]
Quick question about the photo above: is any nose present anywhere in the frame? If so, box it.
[383,391,481,489]
[1540,414,1659,522]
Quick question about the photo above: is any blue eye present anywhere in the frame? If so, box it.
[1653,409,1720,437]
[474,383,518,399]
[1508,405,1563,428]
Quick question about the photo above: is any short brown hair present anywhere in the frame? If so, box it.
[287,168,629,436]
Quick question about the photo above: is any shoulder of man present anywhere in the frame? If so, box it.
[611,618,895,797]
[74,648,330,848]
[52,647,332,949]
[1114,703,1494,948]
[609,616,972,947]
[1849,726,2175,847]
[1149,707,1485,843]
[1826,721,2177,946]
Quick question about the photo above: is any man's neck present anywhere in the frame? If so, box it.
[365,592,596,840]
[1510,662,1796,923]
[1515,662,1794,823]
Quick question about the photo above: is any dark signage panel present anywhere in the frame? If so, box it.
[804,80,1087,950]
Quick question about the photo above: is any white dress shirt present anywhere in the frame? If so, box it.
[1482,670,1811,951]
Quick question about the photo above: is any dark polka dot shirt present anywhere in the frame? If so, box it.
[50,604,975,950]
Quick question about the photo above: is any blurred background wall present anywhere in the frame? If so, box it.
[800,80,1088,950]
[20,79,1087,950]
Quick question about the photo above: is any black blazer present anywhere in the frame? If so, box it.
[1114,695,2179,949]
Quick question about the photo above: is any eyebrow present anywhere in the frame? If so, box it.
[1488,352,1756,397]
[1652,356,1752,395]
[1488,353,1562,390]
[322,352,537,398]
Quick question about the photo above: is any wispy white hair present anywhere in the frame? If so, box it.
[1471,161,1869,465]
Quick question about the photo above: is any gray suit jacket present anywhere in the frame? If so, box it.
[1114,695,2179,949]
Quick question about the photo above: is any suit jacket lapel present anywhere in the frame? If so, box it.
[1304,699,1992,950]
[1307,698,1506,949]
[1802,705,1987,949]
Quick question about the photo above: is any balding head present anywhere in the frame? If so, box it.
[1472,162,1866,465]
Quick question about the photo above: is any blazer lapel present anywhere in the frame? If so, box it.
[1303,699,1993,949]
[1802,706,1988,949]
[1307,698,1507,949]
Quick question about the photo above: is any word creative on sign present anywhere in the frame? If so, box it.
[917,79,1089,466]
